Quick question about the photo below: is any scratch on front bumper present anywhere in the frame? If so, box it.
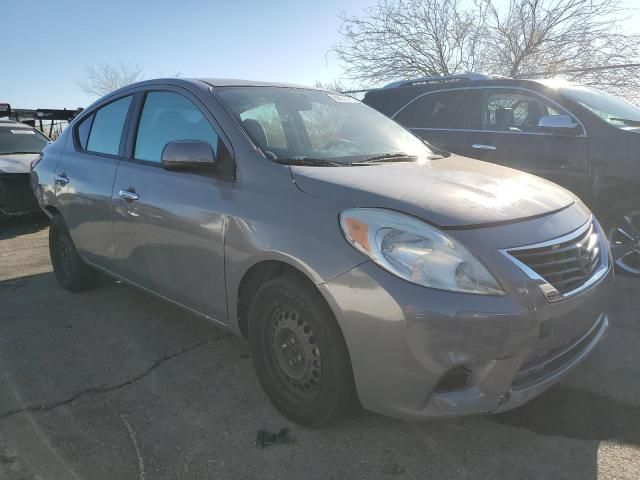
[491,313,608,414]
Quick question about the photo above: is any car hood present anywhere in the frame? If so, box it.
[0,153,38,174]
[290,155,577,228]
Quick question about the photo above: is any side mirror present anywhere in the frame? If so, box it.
[161,140,216,171]
[537,115,579,133]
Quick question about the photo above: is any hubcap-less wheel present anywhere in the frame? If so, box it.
[269,305,322,400]
[608,210,640,276]
[49,216,98,292]
[54,229,75,279]
[249,276,357,426]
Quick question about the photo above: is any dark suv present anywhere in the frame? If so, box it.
[364,74,640,276]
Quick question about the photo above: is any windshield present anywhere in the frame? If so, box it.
[0,127,48,154]
[216,86,433,164]
[561,86,640,131]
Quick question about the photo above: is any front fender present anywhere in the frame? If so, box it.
[222,189,365,335]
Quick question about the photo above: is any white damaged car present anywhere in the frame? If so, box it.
[0,119,48,219]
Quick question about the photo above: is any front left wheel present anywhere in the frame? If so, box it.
[248,274,358,427]
[49,215,98,291]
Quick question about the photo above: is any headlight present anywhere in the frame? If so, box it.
[340,208,504,295]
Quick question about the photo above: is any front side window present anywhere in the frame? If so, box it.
[86,96,132,155]
[560,85,640,131]
[217,87,432,164]
[481,91,565,132]
[395,91,478,129]
[0,127,48,155]
[135,91,219,163]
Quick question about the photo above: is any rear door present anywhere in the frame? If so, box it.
[475,88,590,200]
[54,95,134,267]
[111,87,234,322]
[393,89,491,159]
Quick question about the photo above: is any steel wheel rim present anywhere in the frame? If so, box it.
[608,210,640,276]
[269,304,322,400]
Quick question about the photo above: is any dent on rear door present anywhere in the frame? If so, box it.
[54,141,121,266]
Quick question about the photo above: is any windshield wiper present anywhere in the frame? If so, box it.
[610,118,640,127]
[350,153,418,165]
[274,157,347,167]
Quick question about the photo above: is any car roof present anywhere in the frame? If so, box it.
[109,77,319,92]
[72,77,332,127]
[363,76,558,115]
[0,119,34,129]
[196,78,318,90]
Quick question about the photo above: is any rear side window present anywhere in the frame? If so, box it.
[395,91,478,129]
[76,114,94,150]
[86,96,133,155]
[134,91,219,163]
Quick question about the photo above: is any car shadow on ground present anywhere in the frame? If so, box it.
[490,384,640,443]
[0,214,48,240]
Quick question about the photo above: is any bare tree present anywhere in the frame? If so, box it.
[313,79,372,100]
[313,79,349,92]
[333,0,484,85]
[476,0,640,102]
[78,63,144,97]
[334,0,640,103]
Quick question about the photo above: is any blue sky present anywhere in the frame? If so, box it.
[1,0,638,109]
[1,0,373,109]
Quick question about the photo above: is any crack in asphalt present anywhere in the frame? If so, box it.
[0,333,232,421]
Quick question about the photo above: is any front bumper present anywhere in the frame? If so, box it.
[319,216,613,420]
[0,173,40,216]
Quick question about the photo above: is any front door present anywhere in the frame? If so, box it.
[111,89,233,322]
[472,88,591,201]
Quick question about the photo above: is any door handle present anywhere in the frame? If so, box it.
[472,144,497,151]
[119,189,139,202]
[55,174,69,186]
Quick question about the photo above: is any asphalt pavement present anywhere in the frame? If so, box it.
[1,216,638,479]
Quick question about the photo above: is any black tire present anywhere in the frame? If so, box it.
[601,203,640,277]
[49,215,98,291]
[248,274,357,426]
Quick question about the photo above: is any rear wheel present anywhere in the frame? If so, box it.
[248,275,357,426]
[49,215,98,291]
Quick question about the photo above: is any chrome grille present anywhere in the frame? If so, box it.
[505,220,605,300]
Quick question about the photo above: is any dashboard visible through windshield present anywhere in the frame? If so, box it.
[216,86,433,165]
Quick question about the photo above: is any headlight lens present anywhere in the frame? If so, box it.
[340,208,504,295]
